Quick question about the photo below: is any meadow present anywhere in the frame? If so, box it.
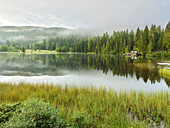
[0,83,169,127]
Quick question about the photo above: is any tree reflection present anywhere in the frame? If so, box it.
[0,53,169,86]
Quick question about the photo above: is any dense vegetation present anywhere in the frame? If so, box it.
[27,22,170,55]
[1,99,60,127]
[0,22,169,55]
[0,83,169,127]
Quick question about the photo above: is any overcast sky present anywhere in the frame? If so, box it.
[0,0,169,30]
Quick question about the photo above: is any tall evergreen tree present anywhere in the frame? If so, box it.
[163,22,170,52]
[156,26,163,50]
[22,46,25,52]
[135,27,141,51]
[88,38,93,52]
[142,26,149,56]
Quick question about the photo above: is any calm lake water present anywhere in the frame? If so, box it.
[0,53,169,91]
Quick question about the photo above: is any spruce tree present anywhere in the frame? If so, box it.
[142,25,149,56]
[163,22,170,52]
[22,46,25,52]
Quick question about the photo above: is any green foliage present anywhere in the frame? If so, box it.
[163,21,170,52]
[0,41,22,52]
[0,45,8,52]
[8,46,18,52]
[0,83,169,127]
[0,102,20,125]
[4,99,60,128]
[56,46,68,52]
[22,46,25,52]
[148,52,170,58]
[142,25,149,55]
[36,23,167,55]
[72,111,96,127]
[62,111,97,127]
[1,22,169,55]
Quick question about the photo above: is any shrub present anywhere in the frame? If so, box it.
[0,102,20,124]
[4,99,61,128]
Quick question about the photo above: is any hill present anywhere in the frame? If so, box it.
[0,26,70,44]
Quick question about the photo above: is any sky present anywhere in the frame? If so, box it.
[0,0,169,30]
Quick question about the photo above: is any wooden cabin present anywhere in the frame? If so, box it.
[126,50,142,57]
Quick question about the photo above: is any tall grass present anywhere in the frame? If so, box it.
[0,83,169,127]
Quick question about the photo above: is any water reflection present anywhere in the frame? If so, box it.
[0,53,169,88]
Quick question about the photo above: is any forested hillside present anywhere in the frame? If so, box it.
[31,22,170,54]
[0,26,70,45]
[0,22,169,55]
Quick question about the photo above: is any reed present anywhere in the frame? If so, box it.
[0,83,169,127]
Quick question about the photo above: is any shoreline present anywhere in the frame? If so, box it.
[0,50,170,57]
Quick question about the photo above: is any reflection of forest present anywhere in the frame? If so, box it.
[0,53,169,86]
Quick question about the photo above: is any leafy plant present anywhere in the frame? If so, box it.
[0,102,20,124]
[4,99,61,128]
[0,83,169,127]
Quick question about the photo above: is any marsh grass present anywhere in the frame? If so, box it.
[0,83,169,127]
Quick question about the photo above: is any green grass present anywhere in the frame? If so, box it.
[25,49,57,54]
[159,68,170,79]
[0,83,169,127]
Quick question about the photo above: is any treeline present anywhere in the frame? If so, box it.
[1,22,169,54]
[24,35,88,52]
[0,41,21,52]
[33,22,169,55]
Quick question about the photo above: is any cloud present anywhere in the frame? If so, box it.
[0,0,169,29]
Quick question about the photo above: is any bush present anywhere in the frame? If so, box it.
[0,45,8,52]
[0,102,20,124]
[4,99,61,128]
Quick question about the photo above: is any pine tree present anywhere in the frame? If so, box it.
[135,27,141,51]
[156,26,163,50]
[163,22,170,52]
[88,38,93,52]
[142,25,149,56]
[22,46,25,52]
[148,24,156,53]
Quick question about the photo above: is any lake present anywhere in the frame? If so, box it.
[0,53,169,91]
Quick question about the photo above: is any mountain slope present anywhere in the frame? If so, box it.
[0,26,70,44]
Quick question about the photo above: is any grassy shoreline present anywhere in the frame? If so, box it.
[1,50,170,57]
[0,83,169,127]
[24,50,97,55]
